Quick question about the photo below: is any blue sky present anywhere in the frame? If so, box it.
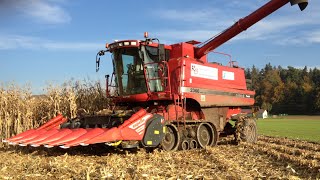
[1,0,319,94]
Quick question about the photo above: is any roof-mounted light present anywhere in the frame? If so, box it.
[108,40,139,50]
[144,32,148,38]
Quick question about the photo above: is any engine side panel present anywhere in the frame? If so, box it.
[168,57,255,107]
[202,107,228,131]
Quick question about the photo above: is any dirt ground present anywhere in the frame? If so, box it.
[0,135,319,180]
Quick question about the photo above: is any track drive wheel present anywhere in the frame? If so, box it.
[236,116,257,143]
[161,124,180,151]
[196,123,217,148]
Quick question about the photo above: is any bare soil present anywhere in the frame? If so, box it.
[0,135,319,179]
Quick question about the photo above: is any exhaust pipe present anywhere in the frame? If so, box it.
[290,0,308,11]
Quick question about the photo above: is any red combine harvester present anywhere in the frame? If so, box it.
[4,0,308,151]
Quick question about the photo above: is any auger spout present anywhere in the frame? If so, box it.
[194,0,308,59]
[290,0,308,11]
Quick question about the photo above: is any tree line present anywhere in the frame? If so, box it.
[245,63,320,115]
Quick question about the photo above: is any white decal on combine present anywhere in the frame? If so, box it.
[129,114,152,135]
[201,95,206,102]
[222,71,235,80]
[191,63,218,80]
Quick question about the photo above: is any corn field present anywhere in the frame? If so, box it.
[0,80,108,140]
[0,81,319,179]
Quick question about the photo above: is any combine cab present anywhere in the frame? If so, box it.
[4,0,308,151]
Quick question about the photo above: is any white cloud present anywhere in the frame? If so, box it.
[154,8,232,29]
[235,16,317,41]
[157,9,217,23]
[292,65,320,70]
[154,30,220,43]
[43,42,102,50]
[273,29,320,46]
[0,35,102,51]
[152,1,320,46]
[307,31,320,43]
[17,0,71,24]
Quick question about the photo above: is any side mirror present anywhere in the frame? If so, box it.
[95,50,109,72]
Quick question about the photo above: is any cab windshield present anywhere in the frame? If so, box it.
[113,47,147,95]
[112,46,164,96]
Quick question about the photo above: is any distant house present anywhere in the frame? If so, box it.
[241,108,268,119]
[257,109,268,119]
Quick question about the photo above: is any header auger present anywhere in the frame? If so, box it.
[4,0,308,151]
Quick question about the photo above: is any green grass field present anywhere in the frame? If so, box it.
[257,116,320,143]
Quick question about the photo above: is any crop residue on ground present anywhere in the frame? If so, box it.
[0,135,319,179]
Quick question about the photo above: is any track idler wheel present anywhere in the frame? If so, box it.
[160,124,180,151]
[196,123,217,148]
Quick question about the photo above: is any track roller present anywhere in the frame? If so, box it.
[180,140,189,150]
[189,139,197,149]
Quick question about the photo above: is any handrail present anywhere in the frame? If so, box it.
[143,61,171,95]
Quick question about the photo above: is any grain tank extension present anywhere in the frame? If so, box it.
[4,0,308,151]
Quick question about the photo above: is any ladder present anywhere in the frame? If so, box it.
[174,61,186,128]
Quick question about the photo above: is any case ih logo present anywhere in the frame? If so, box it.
[191,63,218,80]
[191,65,198,74]
[129,114,152,135]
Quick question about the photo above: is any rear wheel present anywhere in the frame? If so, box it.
[161,124,180,151]
[236,117,257,143]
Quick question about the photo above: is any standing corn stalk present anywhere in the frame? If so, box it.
[0,80,107,140]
